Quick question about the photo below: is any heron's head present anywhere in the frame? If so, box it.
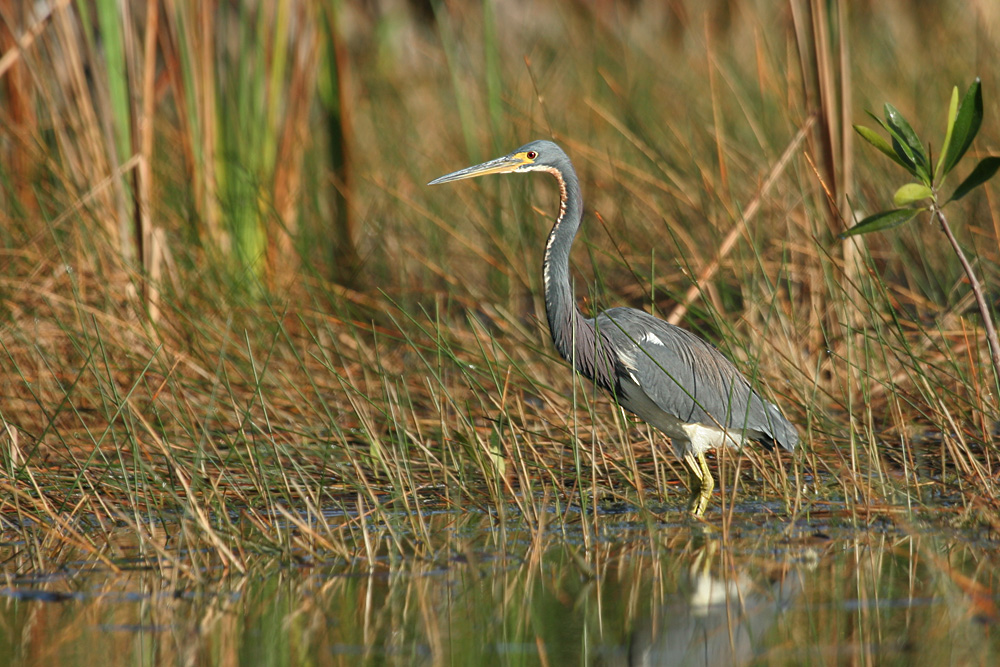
[428,140,570,185]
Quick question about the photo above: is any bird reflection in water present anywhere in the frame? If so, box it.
[601,543,801,667]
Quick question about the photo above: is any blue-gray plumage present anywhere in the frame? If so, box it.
[429,140,798,515]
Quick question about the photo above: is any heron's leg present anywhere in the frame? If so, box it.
[690,539,718,579]
[690,452,715,516]
[682,453,704,513]
[683,452,714,515]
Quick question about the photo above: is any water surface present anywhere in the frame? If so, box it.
[1,506,997,665]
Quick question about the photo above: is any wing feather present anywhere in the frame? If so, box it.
[596,308,797,450]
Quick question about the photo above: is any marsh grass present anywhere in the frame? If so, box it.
[2,0,1000,586]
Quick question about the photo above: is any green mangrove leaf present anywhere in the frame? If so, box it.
[885,105,931,185]
[935,86,959,180]
[949,156,1000,202]
[854,124,910,170]
[840,208,924,238]
[893,183,933,206]
[885,103,928,175]
[866,111,918,177]
[941,78,983,177]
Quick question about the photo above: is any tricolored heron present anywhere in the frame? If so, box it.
[429,140,798,515]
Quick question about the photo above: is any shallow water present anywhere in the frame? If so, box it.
[1,506,997,666]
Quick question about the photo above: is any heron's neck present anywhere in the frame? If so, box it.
[541,164,588,362]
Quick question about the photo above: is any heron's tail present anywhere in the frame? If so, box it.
[764,402,798,451]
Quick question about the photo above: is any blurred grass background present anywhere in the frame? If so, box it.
[1,0,1000,570]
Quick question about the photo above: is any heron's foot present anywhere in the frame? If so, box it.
[688,477,715,516]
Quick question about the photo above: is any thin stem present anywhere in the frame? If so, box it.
[931,203,1000,411]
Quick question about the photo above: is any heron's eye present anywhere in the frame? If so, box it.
[526,151,538,160]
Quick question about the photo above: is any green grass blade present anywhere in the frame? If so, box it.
[92,0,133,164]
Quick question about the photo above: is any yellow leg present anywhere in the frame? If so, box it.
[682,454,700,512]
[684,452,714,516]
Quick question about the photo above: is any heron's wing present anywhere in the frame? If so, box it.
[597,308,797,450]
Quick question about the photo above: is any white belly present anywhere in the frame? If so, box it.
[618,384,745,459]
